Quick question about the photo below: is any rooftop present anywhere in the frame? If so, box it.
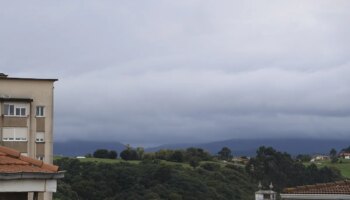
[0,146,63,179]
[0,73,57,82]
[283,180,350,195]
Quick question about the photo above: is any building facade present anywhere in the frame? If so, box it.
[0,73,57,164]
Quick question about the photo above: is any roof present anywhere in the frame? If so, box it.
[283,180,350,195]
[0,146,63,180]
[0,75,58,82]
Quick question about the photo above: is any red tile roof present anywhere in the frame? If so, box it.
[0,146,59,173]
[283,180,350,194]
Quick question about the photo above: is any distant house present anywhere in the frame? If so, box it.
[280,180,350,199]
[0,146,64,200]
[310,155,329,162]
[232,156,250,164]
[339,152,350,159]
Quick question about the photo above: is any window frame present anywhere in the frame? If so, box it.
[35,132,45,143]
[36,106,45,117]
[2,128,28,142]
[4,103,27,117]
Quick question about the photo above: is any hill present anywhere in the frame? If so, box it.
[146,138,350,156]
[54,138,350,157]
[53,157,256,200]
[54,140,126,156]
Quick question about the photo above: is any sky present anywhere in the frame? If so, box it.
[1,1,350,146]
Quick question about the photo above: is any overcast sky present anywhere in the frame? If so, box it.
[1,1,350,146]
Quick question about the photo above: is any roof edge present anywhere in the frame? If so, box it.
[0,146,60,172]
[0,171,65,180]
[0,77,58,82]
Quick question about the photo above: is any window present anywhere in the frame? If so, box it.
[36,106,45,117]
[4,104,14,115]
[2,128,28,141]
[4,104,26,116]
[36,132,45,142]
[37,156,44,161]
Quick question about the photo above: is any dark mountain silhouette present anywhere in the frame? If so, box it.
[146,138,350,156]
[54,138,350,157]
[54,140,126,157]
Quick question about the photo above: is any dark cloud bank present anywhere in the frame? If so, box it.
[1,1,349,146]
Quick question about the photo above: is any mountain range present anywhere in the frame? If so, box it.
[54,138,350,157]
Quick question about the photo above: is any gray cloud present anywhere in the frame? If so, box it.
[1,0,349,146]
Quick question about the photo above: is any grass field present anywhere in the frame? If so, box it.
[304,159,350,178]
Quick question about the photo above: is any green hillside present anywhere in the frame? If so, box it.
[304,159,350,178]
[53,157,256,200]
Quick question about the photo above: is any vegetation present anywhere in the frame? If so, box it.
[143,148,212,163]
[93,149,118,159]
[341,146,350,153]
[53,157,255,200]
[304,159,350,178]
[329,148,338,163]
[246,146,342,192]
[218,147,232,160]
[295,154,311,162]
[53,146,346,199]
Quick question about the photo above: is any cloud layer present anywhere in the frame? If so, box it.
[1,1,349,146]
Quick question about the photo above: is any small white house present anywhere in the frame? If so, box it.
[255,182,276,200]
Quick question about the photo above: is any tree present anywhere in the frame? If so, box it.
[296,154,311,162]
[170,150,185,162]
[329,148,338,163]
[120,148,139,160]
[136,147,145,160]
[341,146,350,153]
[218,147,232,160]
[93,149,109,158]
[189,157,200,169]
[246,146,342,192]
[108,150,118,159]
[185,147,211,161]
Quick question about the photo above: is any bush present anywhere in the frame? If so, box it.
[93,149,109,158]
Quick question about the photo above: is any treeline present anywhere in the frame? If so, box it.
[246,146,342,192]
[53,158,255,200]
[89,146,231,163]
[54,146,344,199]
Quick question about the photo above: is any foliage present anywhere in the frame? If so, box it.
[93,149,109,158]
[296,154,311,162]
[246,146,342,192]
[93,149,118,159]
[120,148,139,160]
[108,150,118,159]
[144,147,211,164]
[304,158,350,178]
[189,157,200,169]
[329,148,338,163]
[218,147,232,160]
[54,157,255,200]
[136,147,145,160]
[341,146,350,153]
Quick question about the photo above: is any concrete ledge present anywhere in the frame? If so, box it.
[0,179,57,192]
[0,172,64,180]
